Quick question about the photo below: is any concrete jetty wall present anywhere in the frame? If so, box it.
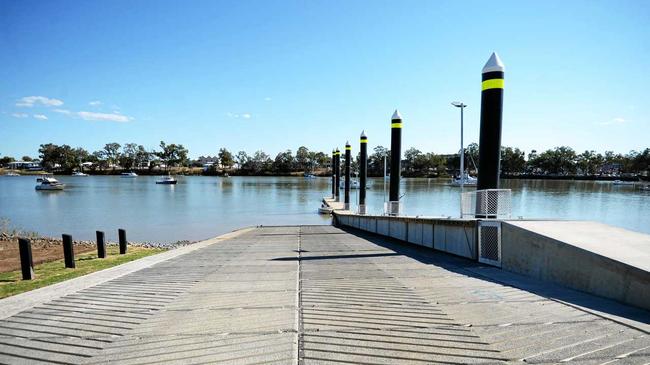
[329,201,650,312]
[333,211,478,260]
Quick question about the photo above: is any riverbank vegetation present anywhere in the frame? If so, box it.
[1,141,648,180]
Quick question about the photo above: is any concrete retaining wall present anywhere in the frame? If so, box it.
[330,202,650,311]
[333,213,478,260]
[501,222,650,311]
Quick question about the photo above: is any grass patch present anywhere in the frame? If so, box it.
[0,246,165,299]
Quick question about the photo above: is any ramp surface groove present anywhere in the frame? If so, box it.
[0,225,648,364]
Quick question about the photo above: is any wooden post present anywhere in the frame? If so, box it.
[18,238,35,280]
[118,229,127,254]
[62,234,75,268]
[96,231,106,258]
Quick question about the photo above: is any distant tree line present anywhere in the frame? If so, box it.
[0,141,188,174]
[1,143,649,178]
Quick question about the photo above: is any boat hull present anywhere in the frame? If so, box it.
[155,181,177,184]
[318,207,334,214]
[35,184,65,191]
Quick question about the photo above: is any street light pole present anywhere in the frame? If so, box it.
[452,102,467,217]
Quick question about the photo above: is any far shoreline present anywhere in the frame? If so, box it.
[2,167,646,182]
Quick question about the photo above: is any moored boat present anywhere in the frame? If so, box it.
[72,171,88,176]
[318,203,334,214]
[450,173,478,186]
[339,179,361,189]
[35,177,65,191]
[612,180,635,186]
[156,176,177,184]
[121,172,138,178]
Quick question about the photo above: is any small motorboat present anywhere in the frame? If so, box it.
[121,172,138,178]
[4,171,20,176]
[318,203,334,215]
[156,176,177,185]
[639,185,650,191]
[450,173,478,186]
[304,173,316,180]
[339,179,361,189]
[72,171,88,176]
[35,177,65,191]
[612,180,635,186]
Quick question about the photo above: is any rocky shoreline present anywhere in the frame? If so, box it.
[0,232,196,250]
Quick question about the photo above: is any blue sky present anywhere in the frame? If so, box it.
[1,0,649,159]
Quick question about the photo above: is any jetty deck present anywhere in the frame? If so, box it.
[0,225,648,364]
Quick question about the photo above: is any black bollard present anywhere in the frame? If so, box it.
[344,141,351,210]
[477,52,505,191]
[389,110,403,215]
[118,229,127,254]
[334,148,341,202]
[476,52,505,218]
[62,234,75,268]
[18,238,35,280]
[96,231,106,258]
[331,149,336,199]
[359,131,368,214]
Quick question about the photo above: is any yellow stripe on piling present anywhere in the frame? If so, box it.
[482,79,504,91]
[345,147,352,151]
[391,123,402,128]
[360,139,368,143]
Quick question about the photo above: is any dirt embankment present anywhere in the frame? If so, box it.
[0,233,196,273]
[0,234,96,273]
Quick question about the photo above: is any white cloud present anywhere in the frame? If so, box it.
[16,96,64,108]
[53,109,71,114]
[33,114,48,120]
[89,100,102,106]
[77,111,132,123]
[227,112,252,119]
[600,117,626,126]
[12,113,28,118]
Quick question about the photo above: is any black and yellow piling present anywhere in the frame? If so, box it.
[331,149,336,198]
[359,131,368,214]
[335,148,341,202]
[477,52,505,191]
[389,110,403,215]
[344,141,351,209]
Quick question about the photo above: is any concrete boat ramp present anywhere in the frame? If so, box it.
[0,225,649,364]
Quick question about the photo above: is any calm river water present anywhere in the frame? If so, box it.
[1,175,648,243]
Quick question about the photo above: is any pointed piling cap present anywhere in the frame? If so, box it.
[345,140,350,147]
[360,130,367,138]
[391,109,402,121]
[482,52,505,73]
[335,147,340,152]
